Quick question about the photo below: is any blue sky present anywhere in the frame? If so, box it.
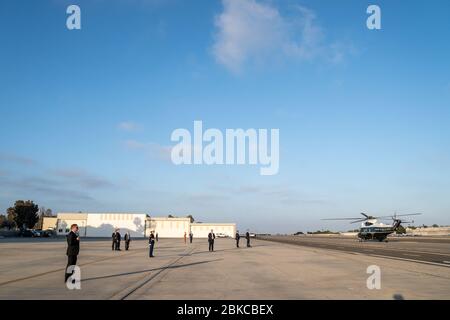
[0,0,449,233]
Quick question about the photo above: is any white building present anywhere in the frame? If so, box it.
[191,223,236,238]
[146,217,191,238]
[406,226,450,236]
[54,212,236,238]
[56,212,148,238]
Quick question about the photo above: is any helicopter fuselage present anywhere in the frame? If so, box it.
[357,226,395,241]
[322,212,419,242]
[357,220,398,242]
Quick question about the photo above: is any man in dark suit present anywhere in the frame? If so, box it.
[112,230,117,250]
[208,229,215,252]
[124,231,131,251]
[189,231,193,243]
[116,229,121,250]
[246,230,251,247]
[149,230,155,257]
[235,231,240,248]
[65,224,80,283]
[112,229,121,251]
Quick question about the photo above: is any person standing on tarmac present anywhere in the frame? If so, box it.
[208,229,215,252]
[115,229,122,250]
[149,230,155,258]
[235,231,240,248]
[124,231,131,251]
[65,224,80,283]
[246,230,251,248]
[111,229,117,251]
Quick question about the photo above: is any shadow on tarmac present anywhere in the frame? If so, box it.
[81,259,223,282]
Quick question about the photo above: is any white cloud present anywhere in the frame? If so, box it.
[117,121,142,132]
[124,140,172,161]
[124,139,147,149]
[0,153,37,165]
[51,168,113,188]
[212,0,350,73]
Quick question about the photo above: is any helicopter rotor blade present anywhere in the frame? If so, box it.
[376,215,395,219]
[392,213,422,218]
[321,218,363,221]
[375,213,422,220]
[378,218,395,222]
[350,219,367,224]
[360,212,369,218]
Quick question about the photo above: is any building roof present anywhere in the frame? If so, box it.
[149,217,191,221]
[191,222,236,226]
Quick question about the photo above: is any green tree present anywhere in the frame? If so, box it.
[7,207,16,222]
[0,214,6,228]
[6,207,16,229]
[12,200,39,229]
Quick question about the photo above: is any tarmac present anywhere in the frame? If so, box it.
[0,237,449,299]
[258,235,450,267]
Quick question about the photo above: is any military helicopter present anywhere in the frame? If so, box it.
[322,212,422,242]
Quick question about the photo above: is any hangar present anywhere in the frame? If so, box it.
[54,212,147,238]
[191,222,236,238]
[49,212,236,238]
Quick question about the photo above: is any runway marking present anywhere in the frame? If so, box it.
[0,248,149,287]
[402,253,420,257]
[260,238,450,258]
[366,254,450,269]
[443,261,450,264]
[110,245,197,300]
[258,238,450,268]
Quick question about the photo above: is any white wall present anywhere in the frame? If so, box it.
[56,218,88,236]
[406,227,450,236]
[86,213,147,237]
[56,213,148,237]
[56,213,237,238]
[191,223,236,238]
[147,218,190,238]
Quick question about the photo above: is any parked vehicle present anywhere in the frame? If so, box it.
[216,233,228,238]
[42,229,55,237]
[19,229,33,237]
[31,229,43,237]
